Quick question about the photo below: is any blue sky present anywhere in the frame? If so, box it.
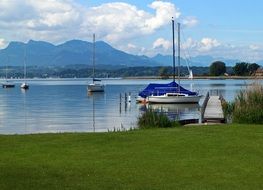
[0,0,263,61]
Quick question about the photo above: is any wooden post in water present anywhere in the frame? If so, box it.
[119,93,122,114]
[124,93,127,103]
[128,92,131,102]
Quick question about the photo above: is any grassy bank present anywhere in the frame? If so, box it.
[1,125,263,189]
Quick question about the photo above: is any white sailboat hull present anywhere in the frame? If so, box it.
[87,83,105,92]
[2,82,15,88]
[21,82,29,89]
[136,96,148,103]
[148,94,202,103]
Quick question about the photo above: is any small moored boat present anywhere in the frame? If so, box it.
[21,46,29,90]
[87,34,105,92]
[20,82,29,89]
[2,81,15,88]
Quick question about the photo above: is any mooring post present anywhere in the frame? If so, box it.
[128,92,131,102]
[119,93,122,114]
[124,93,127,103]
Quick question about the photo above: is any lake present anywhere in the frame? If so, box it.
[0,78,261,134]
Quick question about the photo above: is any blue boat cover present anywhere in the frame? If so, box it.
[93,78,101,82]
[138,81,197,98]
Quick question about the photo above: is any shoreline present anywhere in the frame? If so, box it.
[124,76,263,80]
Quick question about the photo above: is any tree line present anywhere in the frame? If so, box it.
[0,62,261,78]
[209,61,260,76]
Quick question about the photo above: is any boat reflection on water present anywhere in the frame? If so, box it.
[140,103,201,122]
[87,91,106,132]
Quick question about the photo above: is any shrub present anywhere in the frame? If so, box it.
[138,109,179,129]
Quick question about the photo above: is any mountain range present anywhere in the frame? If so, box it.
[0,40,260,67]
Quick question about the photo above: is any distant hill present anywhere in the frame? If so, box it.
[151,54,241,67]
[0,40,157,67]
[0,39,258,67]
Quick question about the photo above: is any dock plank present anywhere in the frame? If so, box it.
[204,96,224,122]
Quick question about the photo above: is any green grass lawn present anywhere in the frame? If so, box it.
[1,124,263,190]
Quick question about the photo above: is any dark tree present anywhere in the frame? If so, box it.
[209,61,226,76]
[159,67,169,79]
[248,63,260,75]
[233,62,249,76]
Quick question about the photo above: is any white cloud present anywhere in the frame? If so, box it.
[26,0,81,29]
[83,1,180,43]
[181,38,197,50]
[145,1,180,32]
[178,39,263,62]
[3,1,261,61]
[117,43,146,55]
[153,38,172,50]
[127,43,137,49]
[182,16,198,27]
[0,0,182,44]
[198,38,220,52]
[0,38,6,48]
[249,44,260,50]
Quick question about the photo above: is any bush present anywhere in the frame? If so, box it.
[229,83,263,124]
[138,109,179,129]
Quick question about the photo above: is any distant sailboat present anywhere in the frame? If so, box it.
[87,34,104,92]
[188,69,193,80]
[2,56,15,88]
[21,46,29,89]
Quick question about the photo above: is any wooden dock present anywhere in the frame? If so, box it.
[203,95,225,123]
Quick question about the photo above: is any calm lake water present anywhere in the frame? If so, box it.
[0,78,261,134]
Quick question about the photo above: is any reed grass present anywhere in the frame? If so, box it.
[221,99,234,123]
[224,82,263,124]
[138,109,179,128]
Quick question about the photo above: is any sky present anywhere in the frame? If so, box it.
[0,0,263,61]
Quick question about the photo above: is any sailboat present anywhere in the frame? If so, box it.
[21,47,29,89]
[87,34,104,92]
[2,56,15,88]
[138,19,202,104]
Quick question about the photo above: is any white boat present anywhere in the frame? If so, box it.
[21,47,29,90]
[2,57,15,88]
[147,19,201,104]
[87,34,104,92]
[21,82,29,89]
[148,93,202,103]
[147,103,200,113]
[188,69,193,80]
[2,81,15,88]
[88,82,104,92]
[136,95,148,103]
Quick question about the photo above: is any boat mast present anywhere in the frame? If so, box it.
[24,46,26,82]
[6,55,9,80]
[177,22,181,90]
[172,18,175,83]
[92,33,95,83]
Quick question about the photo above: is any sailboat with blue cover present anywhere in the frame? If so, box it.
[137,19,202,103]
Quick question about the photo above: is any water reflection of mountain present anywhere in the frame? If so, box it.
[140,103,200,121]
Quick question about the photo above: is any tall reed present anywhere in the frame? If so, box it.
[232,82,263,124]
[138,109,179,129]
